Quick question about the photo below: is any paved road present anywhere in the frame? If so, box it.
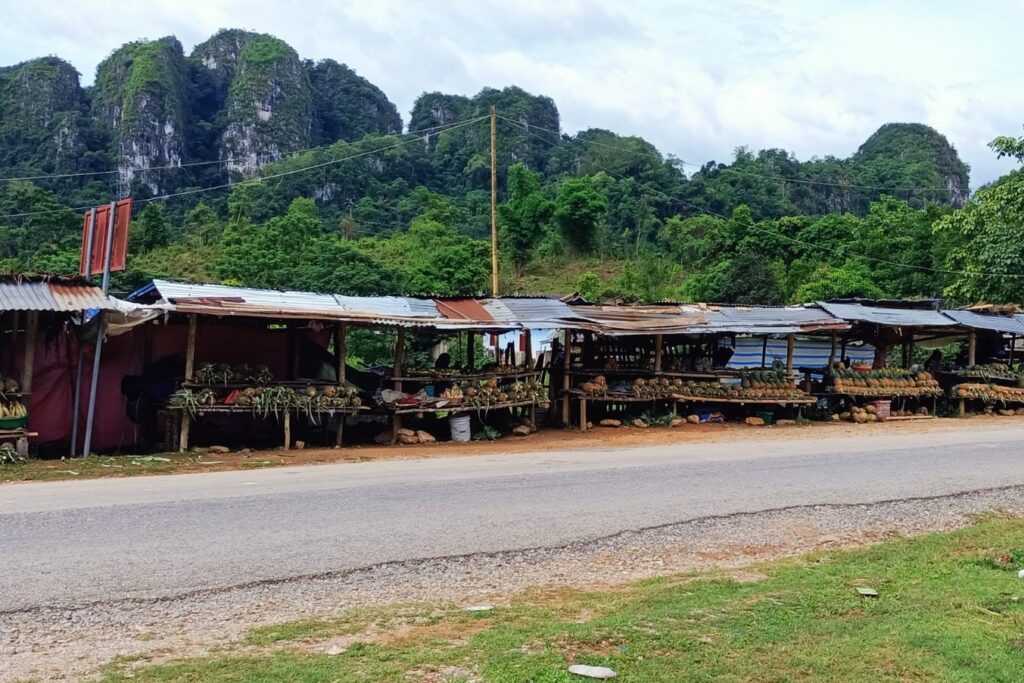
[3,424,1024,613]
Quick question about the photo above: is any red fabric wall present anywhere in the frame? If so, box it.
[13,318,328,453]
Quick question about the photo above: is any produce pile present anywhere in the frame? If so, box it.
[0,373,20,398]
[578,370,809,402]
[836,404,885,424]
[0,400,28,421]
[0,373,27,425]
[407,365,536,379]
[952,383,1024,404]
[829,368,941,397]
[193,363,273,385]
[957,363,1022,381]
[170,384,362,418]
[459,378,548,410]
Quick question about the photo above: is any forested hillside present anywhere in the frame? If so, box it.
[0,29,1020,305]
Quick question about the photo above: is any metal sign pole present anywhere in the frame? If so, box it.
[70,208,97,456]
[82,202,117,458]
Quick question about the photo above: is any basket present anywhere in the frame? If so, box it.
[871,400,891,419]
[0,416,27,430]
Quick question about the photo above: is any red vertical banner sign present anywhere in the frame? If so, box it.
[80,198,132,276]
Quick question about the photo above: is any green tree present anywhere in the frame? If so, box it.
[183,202,221,245]
[615,252,682,303]
[793,260,887,302]
[937,169,1024,304]
[552,176,608,254]
[499,163,552,276]
[131,203,172,253]
[216,196,398,294]
[576,271,604,302]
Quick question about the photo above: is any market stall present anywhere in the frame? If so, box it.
[382,297,573,443]
[815,301,961,419]
[558,304,844,431]
[0,275,114,456]
[940,309,1024,416]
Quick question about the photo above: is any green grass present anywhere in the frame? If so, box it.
[99,516,1024,682]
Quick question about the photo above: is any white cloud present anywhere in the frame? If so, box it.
[0,0,1018,186]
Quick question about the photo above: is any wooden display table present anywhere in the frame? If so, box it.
[171,404,367,451]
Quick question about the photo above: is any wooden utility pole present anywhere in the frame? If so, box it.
[490,106,499,296]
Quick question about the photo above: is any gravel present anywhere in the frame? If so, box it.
[3,485,1022,682]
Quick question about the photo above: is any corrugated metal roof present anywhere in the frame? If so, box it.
[691,305,849,334]
[817,301,956,327]
[437,298,494,321]
[942,310,1024,334]
[483,297,575,325]
[0,281,112,312]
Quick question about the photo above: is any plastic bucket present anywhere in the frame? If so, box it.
[449,415,472,442]
[756,411,774,425]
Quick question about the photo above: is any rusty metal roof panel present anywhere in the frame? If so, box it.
[0,281,112,312]
[944,309,1024,334]
[818,301,956,327]
[437,298,494,322]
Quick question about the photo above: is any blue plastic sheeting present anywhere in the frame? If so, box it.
[726,336,874,370]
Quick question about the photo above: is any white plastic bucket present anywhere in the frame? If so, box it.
[449,415,471,442]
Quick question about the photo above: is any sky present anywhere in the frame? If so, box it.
[1,0,1020,187]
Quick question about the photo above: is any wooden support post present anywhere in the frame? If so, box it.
[827,331,837,369]
[336,323,347,384]
[179,315,197,453]
[840,338,848,364]
[760,336,768,368]
[959,397,965,418]
[20,311,37,396]
[286,325,298,380]
[785,334,795,376]
[523,329,533,368]
[579,396,587,432]
[393,327,406,392]
[1010,335,1017,370]
[466,331,475,373]
[335,412,345,447]
[654,333,664,373]
[968,330,977,367]
[561,329,572,426]
[490,105,499,297]
[907,335,916,369]
[283,410,291,450]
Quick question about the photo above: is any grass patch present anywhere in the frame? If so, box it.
[99,515,1024,682]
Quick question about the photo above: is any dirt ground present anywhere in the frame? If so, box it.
[2,413,1016,483]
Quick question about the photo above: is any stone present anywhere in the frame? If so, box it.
[999,409,1015,417]
[416,430,436,444]
[512,425,532,437]
[397,428,417,437]
[373,430,391,444]
[585,421,594,430]
[521,418,538,433]
[599,419,621,428]
[775,419,796,426]
[325,644,346,656]
[744,417,765,426]
[207,445,230,454]
[669,417,685,427]
[632,418,649,428]
[686,415,700,424]
[568,664,617,679]
[294,440,305,449]
[398,433,419,445]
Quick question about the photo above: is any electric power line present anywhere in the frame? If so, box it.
[0,117,487,184]
[499,117,1024,280]
[0,116,488,220]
